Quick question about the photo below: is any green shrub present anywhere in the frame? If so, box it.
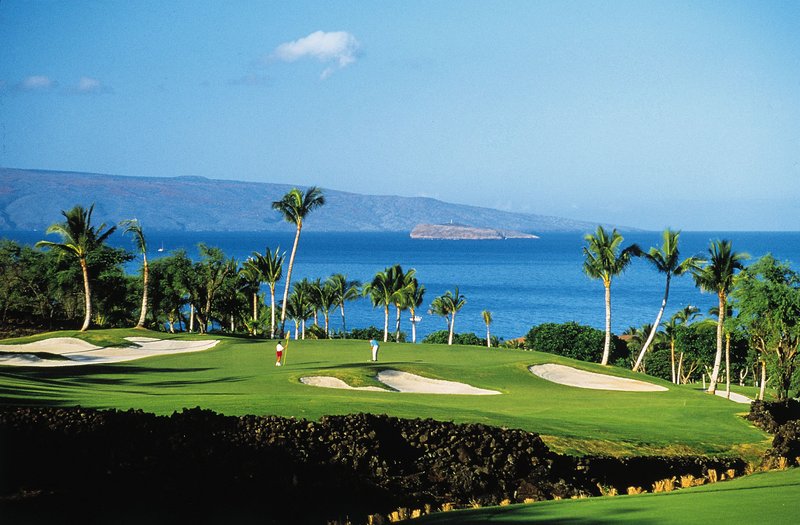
[422,330,487,346]
[524,322,626,363]
[348,326,384,340]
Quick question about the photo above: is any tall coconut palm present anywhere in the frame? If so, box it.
[36,204,116,331]
[442,287,466,345]
[364,268,394,342]
[248,247,284,339]
[328,273,361,337]
[407,278,426,343]
[286,284,314,340]
[120,219,149,329]
[632,229,703,372]
[582,226,639,365]
[272,187,325,336]
[482,310,493,348]
[691,239,748,394]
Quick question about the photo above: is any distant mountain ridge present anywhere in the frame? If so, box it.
[0,168,603,233]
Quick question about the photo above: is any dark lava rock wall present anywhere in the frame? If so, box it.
[0,406,747,524]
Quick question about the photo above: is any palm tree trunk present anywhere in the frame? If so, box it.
[340,303,347,338]
[189,304,195,332]
[279,224,302,336]
[410,307,417,343]
[725,332,731,399]
[486,325,491,348]
[670,339,676,384]
[677,351,684,384]
[80,258,91,331]
[136,256,149,328]
[758,360,766,400]
[324,312,330,336]
[601,281,611,365]
[448,312,456,345]
[252,292,258,323]
[395,305,401,341]
[269,285,276,339]
[633,274,670,371]
[383,305,389,342]
[707,293,725,393]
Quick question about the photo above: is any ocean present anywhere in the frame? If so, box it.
[5,230,800,341]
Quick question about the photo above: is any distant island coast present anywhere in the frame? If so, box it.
[410,223,539,240]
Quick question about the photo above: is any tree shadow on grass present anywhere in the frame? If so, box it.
[0,365,248,407]
[417,505,654,524]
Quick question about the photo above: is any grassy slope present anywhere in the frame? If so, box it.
[410,467,800,524]
[0,329,769,457]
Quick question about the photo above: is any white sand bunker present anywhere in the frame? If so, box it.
[530,364,668,392]
[0,336,219,367]
[376,370,500,395]
[300,370,500,395]
[300,376,387,392]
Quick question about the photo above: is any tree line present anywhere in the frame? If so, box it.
[1,197,797,399]
[0,188,488,347]
[581,226,800,400]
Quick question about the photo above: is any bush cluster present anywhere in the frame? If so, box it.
[525,322,626,363]
[422,330,495,346]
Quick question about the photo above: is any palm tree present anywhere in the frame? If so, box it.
[247,247,284,338]
[286,284,314,340]
[407,278,426,343]
[272,187,325,336]
[328,273,361,337]
[632,229,703,372]
[317,278,337,336]
[238,259,262,331]
[36,204,116,331]
[120,219,149,329]
[364,268,393,342]
[582,226,639,365]
[482,310,493,348]
[387,265,414,342]
[691,240,748,394]
[442,286,466,345]
[428,295,451,333]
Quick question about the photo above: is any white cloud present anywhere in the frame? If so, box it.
[272,30,360,79]
[77,76,102,93]
[20,75,56,91]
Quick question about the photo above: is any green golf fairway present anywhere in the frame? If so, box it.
[0,329,769,457]
[410,467,800,524]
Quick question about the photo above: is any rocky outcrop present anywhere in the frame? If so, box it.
[410,223,539,240]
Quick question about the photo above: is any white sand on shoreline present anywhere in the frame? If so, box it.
[529,363,669,392]
[300,369,500,395]
[0,336,219,367]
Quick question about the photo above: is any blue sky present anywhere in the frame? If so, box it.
[1,0,798,230]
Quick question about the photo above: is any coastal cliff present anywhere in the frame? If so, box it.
[410,223,539,240]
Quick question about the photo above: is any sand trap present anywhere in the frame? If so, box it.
[529,364,668,392]
[299,370,500,395]
[376,370,500,395]
[300,376,387,392]
[0,336,219,367]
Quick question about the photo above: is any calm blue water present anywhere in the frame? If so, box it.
[5,230,800,340]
